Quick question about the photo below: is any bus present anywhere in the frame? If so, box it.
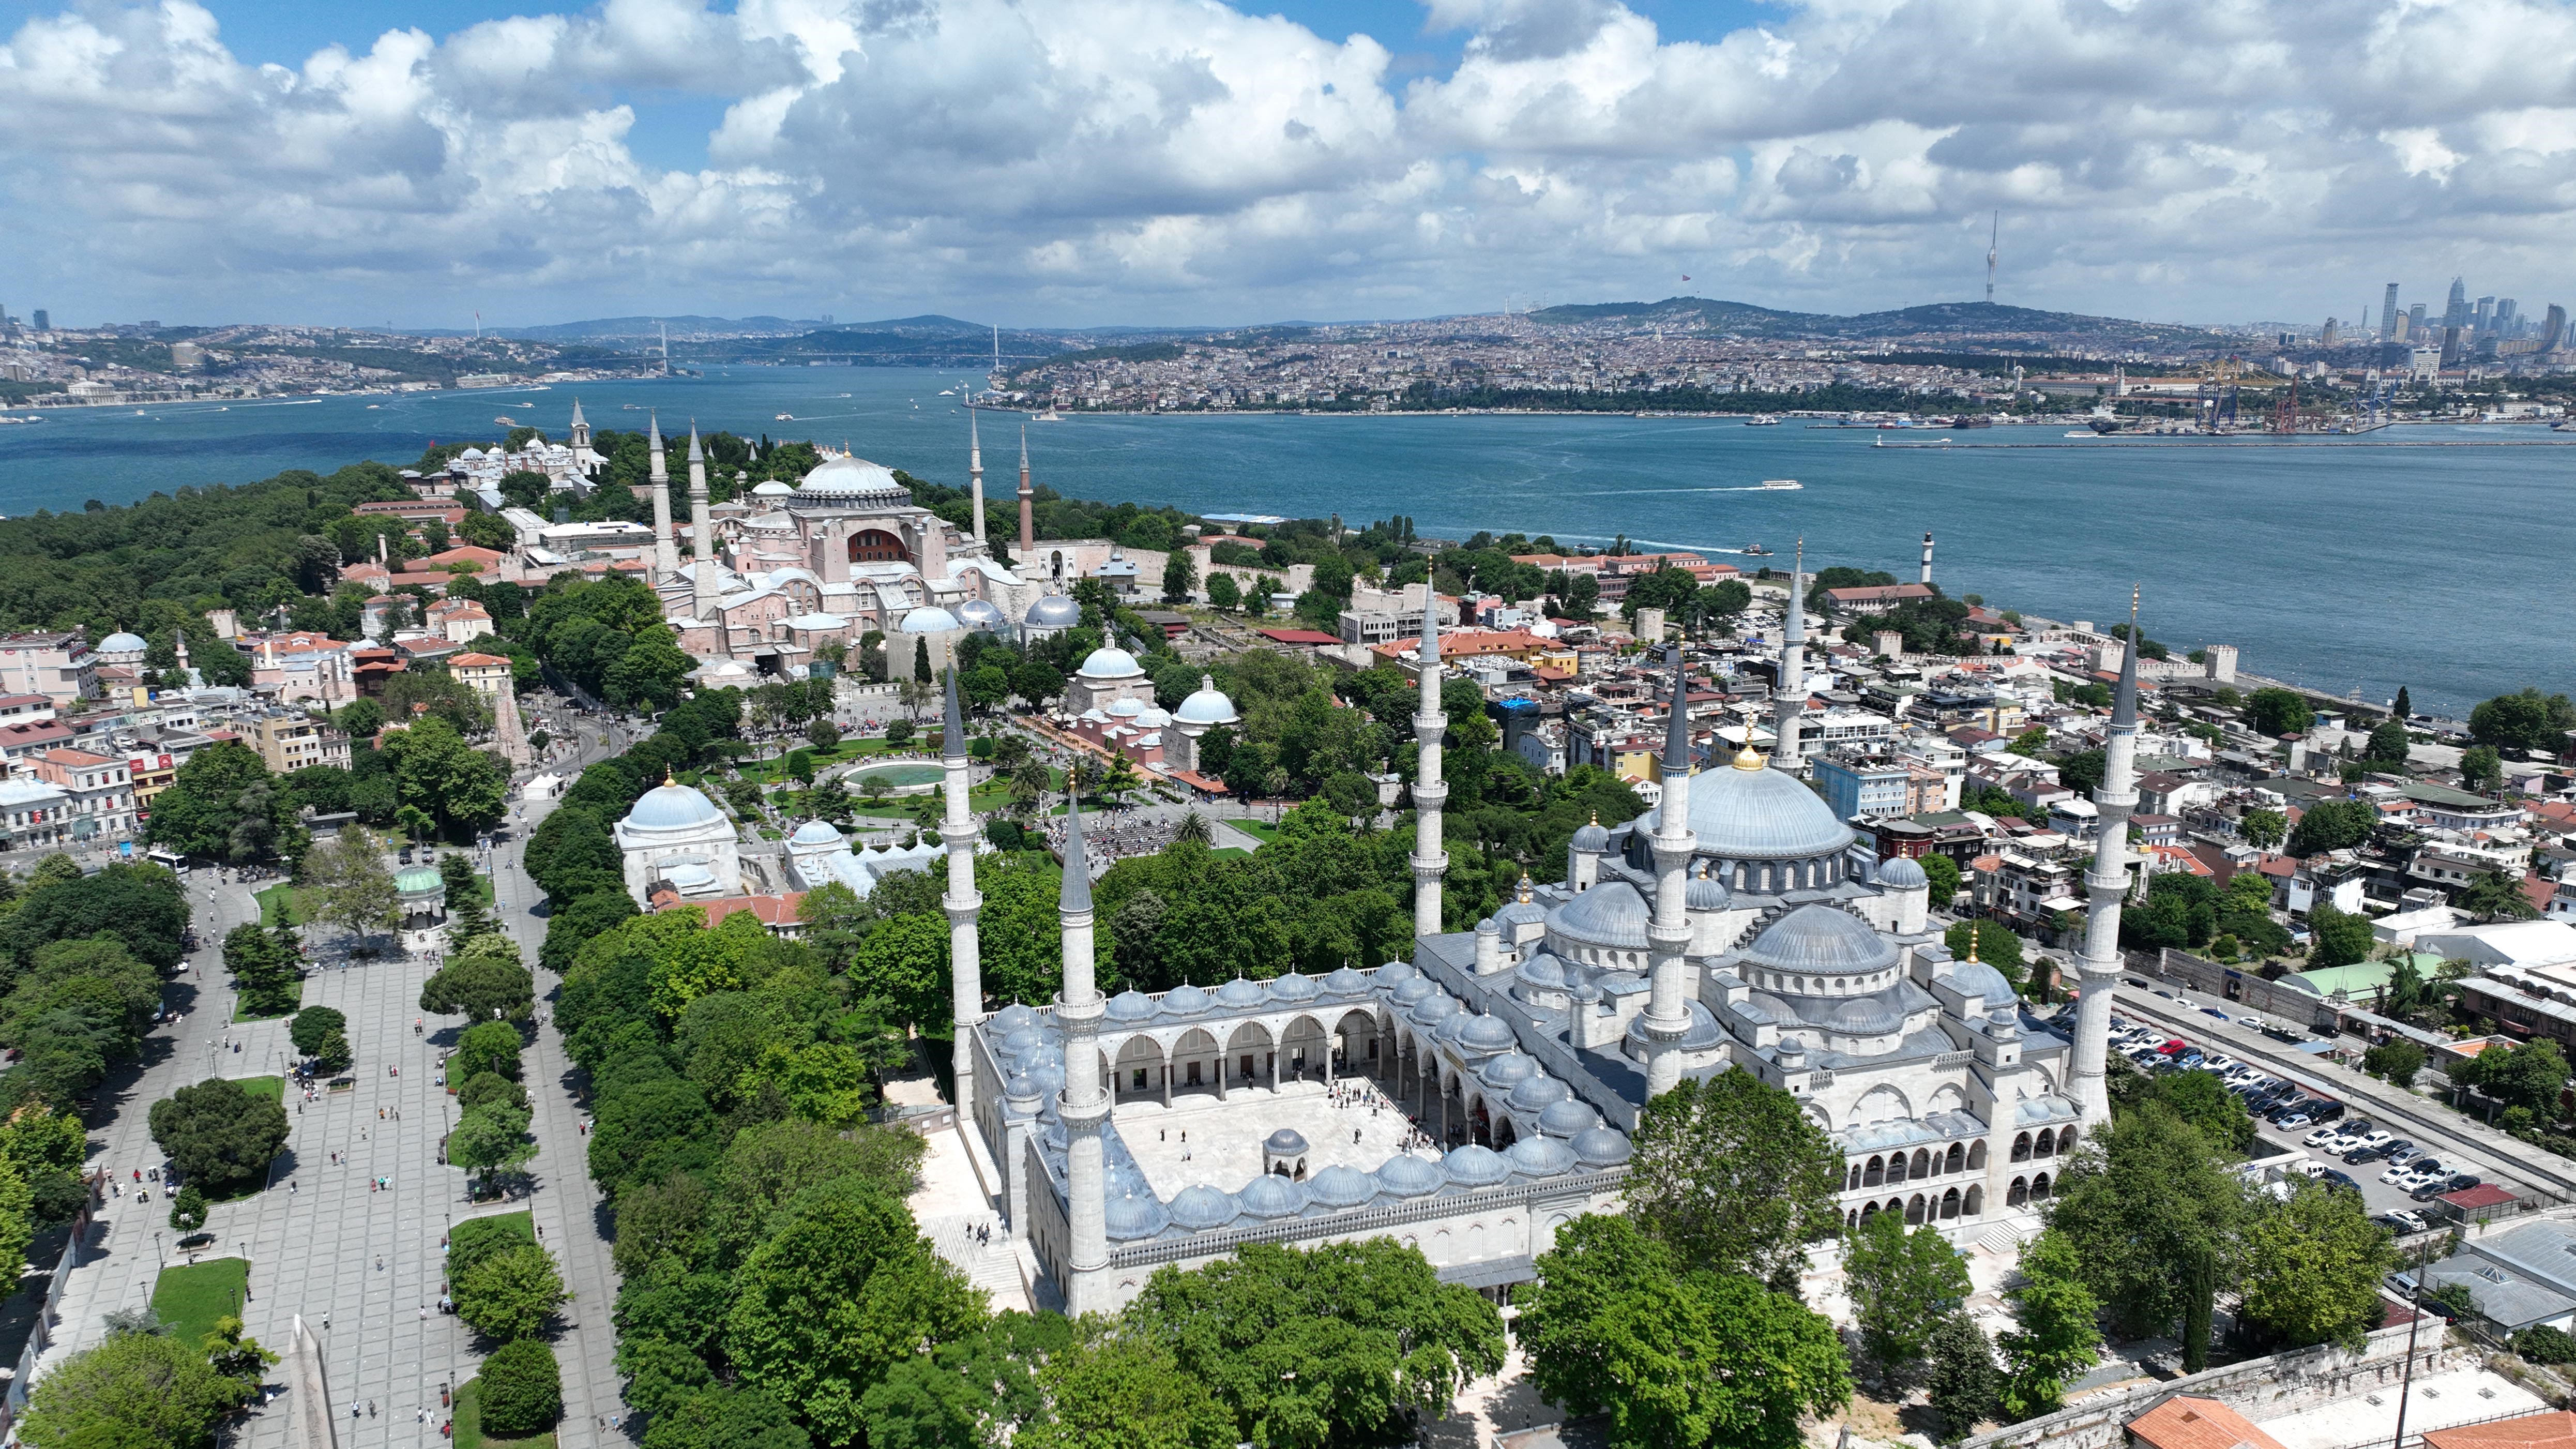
[144,848,188,878]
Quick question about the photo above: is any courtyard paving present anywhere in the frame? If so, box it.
[1116,1077,1439,1198]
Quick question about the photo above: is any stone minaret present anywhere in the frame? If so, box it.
[1016,428,1036,557]
[1410,592,1450,938]
[967,406,988,543]
[1920,532,1935,586]
[1771,539,1808,772]
[568,396,592,469]
[1641,646,1700,1095]
[940,668,985,1126]
[2070,590,2143,1124]
[647,415,679,581]
[689,425,719,625]
[1054,793,1110,1314]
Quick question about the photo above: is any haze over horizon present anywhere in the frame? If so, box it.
[6,0,2576,331]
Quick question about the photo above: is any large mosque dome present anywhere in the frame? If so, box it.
[796,454,907,503]
[1077,645,1144,681]
[1026,596,1082,628]
[1639,750,1856,861]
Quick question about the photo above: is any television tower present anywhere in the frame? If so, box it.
[1984,213,1998,304]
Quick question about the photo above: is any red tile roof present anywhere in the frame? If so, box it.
[2438,1184,2518,1211]
[2425,1411,2576,1449]
[2126,1396,2288,1449]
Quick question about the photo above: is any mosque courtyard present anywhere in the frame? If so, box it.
[1115,1076,1441,1199]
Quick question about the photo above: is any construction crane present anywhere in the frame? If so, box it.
[2272,374,2299,435]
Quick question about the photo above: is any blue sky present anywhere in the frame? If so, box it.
[2,0,2570,329]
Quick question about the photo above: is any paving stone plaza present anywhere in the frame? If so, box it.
[31,757,626,1448]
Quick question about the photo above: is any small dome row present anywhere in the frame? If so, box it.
[1102,969,1373,1021]
[1109,1135,1631,1240]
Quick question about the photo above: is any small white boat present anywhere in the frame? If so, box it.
[775,413,794,421]
[1744,416,1782,427]
[1754,478,1801,490]
[1034,409,1065,421]
[366,404,380,410]
[2064,429,2098,437]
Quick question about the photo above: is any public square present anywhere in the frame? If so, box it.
[1116,1077,1438,1199]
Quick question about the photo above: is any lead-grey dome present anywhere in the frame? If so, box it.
[1550,879,1651,950]
[1306,1165,1377,1209]
[1025,595,1081,627]
[1685,876,1732,911]
[956,598,1009,632]
[1478,1052,1540,1090]
[1572,818,1612,852]
[1538,1099,1600,1138]
[1738,903,1902,977]
[1167,1185,1238,1230]
[1237,1173,1308,1217]
[623,780,725,831]
[1410,993,1460,1029]
[999,1025,1047,1058]
[1268,972,1318,1002]
[1264,1127,1309,1155]
[1875,854,1929,889]
[1105,990,1157,1022]
[1175,676,1239,726]
[1105,1190,1170,1241]
[1945,958,2018,1006]
[1642,754,1857,861]
[990,1003,1038,1034]
[1508,1136,1581,1176]
[1390,975,1441,1007]
[1216,977,1266,1009]
[96,631,147,654]
[1507,1075,1571,1113]
[1457,1014,1518,1052]
[1320,967,1370,997]
[1571,1125,1633,1166]
[1159,984,1212,1015]
[1443,1144,1510,1187]
[1375,961,1419,989]
[1828,994,1907,1035]
[1374,1154,1444,1198]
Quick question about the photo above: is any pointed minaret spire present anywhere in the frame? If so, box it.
[2070,585,2145,1124]
[1054,782,1109,1312]
[967,402,988,544]
[688,416,718,630]
[1771,537,1808,773]
[1410,588,1450,938]
[647,412,678,581]
[686,420,703,461]
[938,667,985,1128]
[1640,642,1699,1095]
[1016,426,1035,556]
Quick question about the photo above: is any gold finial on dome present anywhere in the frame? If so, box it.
[1966,922,1980,963]
[1518,872,1534,903]
[663,765,676,787]
[1733,741,1765,771]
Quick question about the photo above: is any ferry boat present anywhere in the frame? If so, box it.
[1743,415,1783,427]
[1742,543,1772,555]
[2064,429,2099,438]
[1753,479,1802,491]
[1033,408,1065,421]
[775,413,795,421]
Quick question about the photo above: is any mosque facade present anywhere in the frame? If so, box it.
[954,594,2139,1315]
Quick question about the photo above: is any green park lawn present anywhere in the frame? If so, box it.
[453,1375,557,1449]
[1230,819,1282,844]
[230,1076,285,1102]
[255,883,306,927]
[735,737,897,783]
[150,1258,249,1345]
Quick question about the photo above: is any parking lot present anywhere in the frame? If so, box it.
[2108,992,2503,1235]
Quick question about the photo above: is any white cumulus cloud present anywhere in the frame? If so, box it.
[5,0,2576,325]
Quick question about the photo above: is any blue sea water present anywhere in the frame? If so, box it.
[2,365,2568,716]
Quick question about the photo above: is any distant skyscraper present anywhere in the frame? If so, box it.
[29,310,45,331]
[2473,296,2495,332]
[2496,299,2520,336]
[2322,318,2339,346]
[2381,283,2400,338]
[2542,305,2567,353]
[2445,277,2468,328]
[2408,302,2428,336]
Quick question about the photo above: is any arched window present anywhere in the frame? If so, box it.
[1885,1154,1906,1185]
[1944,1143,1966,1174]
[1904,1194,1926,1226]
[2011,1131,2033,1163]
[1863,1156,1885,1188]
[1964,1185,1984,1216]
[1910,1148,1931,1179]
[1941,1187,1961,1220]
[1847,1164,1863,1191]
[2007,1178,2029,1208]
[2034,1128,2056,1159]
[2032,1171,2052,1202]
[1968,1140,1988,1170]
[848,528,905,563]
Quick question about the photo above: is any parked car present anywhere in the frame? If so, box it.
[2382,1140,2415,1161]
[2204,1055,2239,1073]
[2303,1125,2344,1148]
[2201,1006,2229,1020]
[2275,1112,2313,1129]
[2345,1144,2390,1165]
[2322,1169,2361,1194]
[2156,1039,2189,1055]
[2310,1101,2347,1124]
